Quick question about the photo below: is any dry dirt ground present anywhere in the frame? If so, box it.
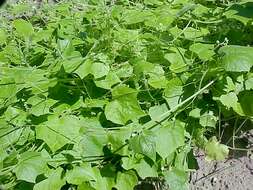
[190,151,253,190]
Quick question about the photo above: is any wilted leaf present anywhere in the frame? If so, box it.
[205,137,229,161]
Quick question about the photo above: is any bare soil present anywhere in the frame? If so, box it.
[190,150,253,190]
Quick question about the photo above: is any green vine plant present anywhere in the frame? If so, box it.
[0,0,252,189]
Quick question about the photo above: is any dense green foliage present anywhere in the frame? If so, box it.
[0,0,253,189]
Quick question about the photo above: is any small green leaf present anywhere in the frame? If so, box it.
[245,77,253,90]
[13,19,34,38]
[219,92,238,109]
[205,137,229,161]
[190,43,215,61]
[134,61,166,88]
[148,65,167,88]
[225,76,236,92]
[165,53,188,73]
[0,29,7,45]
[189,108,201,118]
[163,78,183,109]
[199,112,217,128]
[14,151,47,183]
[114,63,133,78]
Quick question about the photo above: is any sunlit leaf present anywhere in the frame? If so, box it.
[105,85,145,125]
[13,19,34,38]
[36,115,82,152]
[129,130,156,161]
[34,168,65,190]
[155,121,185,159]
[219,45,253,72]
[14,152,47,183]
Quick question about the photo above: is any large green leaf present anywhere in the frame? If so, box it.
[95,71,120,89]
[105,85,145,125]
[75,59,110,79]
[149,103,169,121]
[122,156,157,179]
[36,115,82,152]
[224,2,253,25]
[115,171,138,190]
[27,96,57,116]
[66,164,96,185]
[13,19,34,38]
[0,78,17,100]
[133,159,158,179]
[14,151,47,183]
[165,52,188,73]
[219,45,253,72]
[123,10,152,25]
[0,119,24,149]
[238,90,253,116]
[155,121,185,159]
[129,130,156,161]
[34,168,65,190]
[0,29,7,45]
[62,55,84,73]
[164,168,188,190]
[78,132,108,157]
